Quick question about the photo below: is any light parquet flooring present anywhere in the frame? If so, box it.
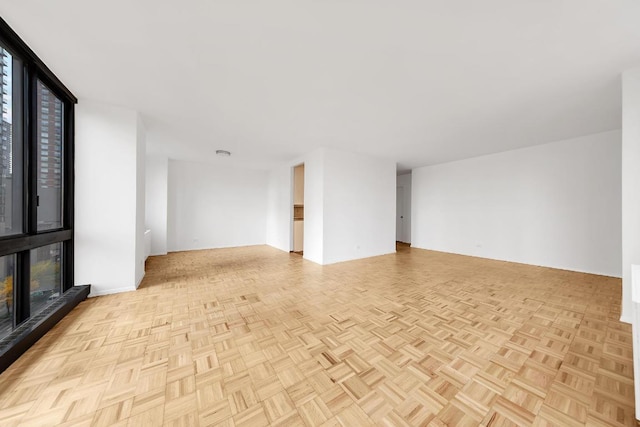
[0,244,636,426]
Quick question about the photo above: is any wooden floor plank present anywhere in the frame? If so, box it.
[0,244,636,425]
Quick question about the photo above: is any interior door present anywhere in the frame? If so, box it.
[396,186,404,242]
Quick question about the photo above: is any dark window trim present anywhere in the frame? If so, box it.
[0,230,73,257]
[0,14,83,372]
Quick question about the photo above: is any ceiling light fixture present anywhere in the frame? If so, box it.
[216,150,231,157]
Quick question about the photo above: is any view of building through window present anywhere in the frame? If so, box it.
[1,46,18,338]
[29,243,62,318]
[36,80,63,231]
[0,46,22,238]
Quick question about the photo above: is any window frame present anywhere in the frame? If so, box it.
[0,17,76,330]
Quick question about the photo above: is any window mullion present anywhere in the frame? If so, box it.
[26,69,37,236]
[62,102,73,292]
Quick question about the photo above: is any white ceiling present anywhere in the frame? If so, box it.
[2,0,640,171]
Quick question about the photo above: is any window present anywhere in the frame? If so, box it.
[0,46,22,238]
[30,243,62,318]
[0,17,76,350]
[36,80,63,229]
[0,254,15,338]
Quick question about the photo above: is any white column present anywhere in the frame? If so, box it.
[622,69,640,324]
[75,100,145,296]
[624,68,640,421]
[145,155,168,256]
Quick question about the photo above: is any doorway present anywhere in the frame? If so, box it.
[292,164,304,254]
[396,186,404,242]
[396,173,412,244]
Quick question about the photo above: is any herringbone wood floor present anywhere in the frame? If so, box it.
[0,244,635,426]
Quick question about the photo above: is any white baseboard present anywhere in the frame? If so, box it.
[136,271,145,289]
[620,314,632,324]
[88,286,136,298]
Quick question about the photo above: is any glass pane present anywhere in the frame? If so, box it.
[0,254,16,339]
[0,46,23,236]
[36,80,63,231]
[30,243,62,316]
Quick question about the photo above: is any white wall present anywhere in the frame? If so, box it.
[623,68,640,324]
[303,150,324,264]
[75,100,144,296]
[266,165,292,252]
[413,130,622,277]
[265,154,325,263]
[145,155,169,255]
[135,115,146,288]
[265,148,396,265]
[622,68,640,422]
[167,160,268,251]
[397,173,412,244]
[322,148,396,264]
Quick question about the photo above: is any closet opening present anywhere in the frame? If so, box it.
[292,164,304,255]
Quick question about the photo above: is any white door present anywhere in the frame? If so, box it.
[396,186,404,242]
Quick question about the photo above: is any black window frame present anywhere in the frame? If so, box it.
[0,17,76,330]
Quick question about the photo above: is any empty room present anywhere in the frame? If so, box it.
[1,1,640,426]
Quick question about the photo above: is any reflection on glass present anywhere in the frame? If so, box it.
[36,80,63,231]
[30,243,62,317]
[0,45,23,236]
[0,255,15,339]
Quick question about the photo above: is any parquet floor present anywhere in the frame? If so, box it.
[0,244,636,426]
